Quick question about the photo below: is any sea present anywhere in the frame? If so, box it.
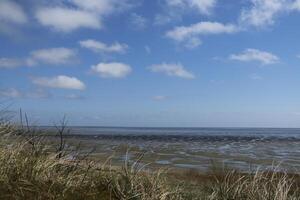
[43,127,300,171]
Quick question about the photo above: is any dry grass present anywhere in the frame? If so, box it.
[0,122,300,200]
[206,169,300,200]
[0,123,182,200]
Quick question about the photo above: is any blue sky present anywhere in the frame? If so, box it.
[1,0,300,127]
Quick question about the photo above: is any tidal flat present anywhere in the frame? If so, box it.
[40,126,300,172]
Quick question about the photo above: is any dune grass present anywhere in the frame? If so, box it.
[0,121,300,199]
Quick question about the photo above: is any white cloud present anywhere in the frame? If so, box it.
[79,39,128,54]
[35,0,136,32]
[91,62,132,78]
[0,88,22,98]
[166,21,238,41]
[291,0,300,10]
[166,21,238,48]
[155,0,216,25]
[230,49,279,65]
[0,0,27,24]
[0,48,77,69]
[72,0,117,14]
[32,75,86,90]
[130,13,147,30]
[239,0,300,28]
[72,0,134,15]
[30,48,77,65]
[166,0,216,15]
[0,58,23,69]
[35,7,101,32]
[153,95,168,101]
[0,88,52,99]
[184,37,202,49]
[239,0,285,28]
[148,63,195,79]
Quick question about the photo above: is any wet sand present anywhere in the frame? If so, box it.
[57,133,300,172]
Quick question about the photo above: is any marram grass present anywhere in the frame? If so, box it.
[0,123,300,200]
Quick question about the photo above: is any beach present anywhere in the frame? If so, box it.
[42,127,300,172]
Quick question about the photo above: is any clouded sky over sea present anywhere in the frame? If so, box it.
[1,0,300,127]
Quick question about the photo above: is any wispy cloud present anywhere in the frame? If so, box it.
[0,0,27,25]
[239,0,300,28]
[0,88,22,98]
[166,21,238,48]
[26,89,52,99]
[166,0,217,15]
[35,0,137,32]
[229,48,279,65]
[0,88,52,99]
[36,7,101,33]
[64,94,84,100]
[155,0,217,25]
[0,48,77,69]
[148,63,195,79]
[30,48,77,65]
[0,58,23,69]
[129,13,147,30]
[91,62,132,78]
[32,75,86,90]
[79,39,128,54]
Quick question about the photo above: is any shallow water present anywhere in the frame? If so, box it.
[43,127,300,171]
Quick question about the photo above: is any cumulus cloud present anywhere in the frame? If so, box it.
[79,40,128,54]
[35,0,136,32]
[148,63,195,79]
[32,75,86,90]
[91,62,132,78]
[30,48,77,65]
[0,58,23,69]
[229,49,279,65]
[35,7,101,32]
[0,0,27,24]
[0,88,22,98]
[166,21,238,48]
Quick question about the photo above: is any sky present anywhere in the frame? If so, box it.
[1,0,300,127]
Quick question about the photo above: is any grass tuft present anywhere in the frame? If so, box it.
[0,121,300,199]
